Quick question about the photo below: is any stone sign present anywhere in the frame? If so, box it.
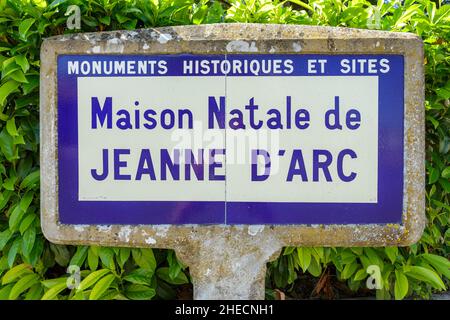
[40,24,425,299]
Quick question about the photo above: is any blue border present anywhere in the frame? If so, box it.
[57,54,404,225]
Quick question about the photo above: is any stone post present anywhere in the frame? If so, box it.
[176,228,282,300]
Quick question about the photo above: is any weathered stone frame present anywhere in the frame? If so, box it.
[40,24,425,299]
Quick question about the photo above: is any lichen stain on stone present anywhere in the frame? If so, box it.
[386,223,400,230]
[97,225,112,232]
[145,237,156,244]
[118,226,132,242]
[105,38,124,53]
[87,45,101,53]
[155,225,170,237]
[292,42,302,52]
[187,231,282,299]
[151,32,173,44]
[74,225,88,232]
[226,40,258,52]
[248,225,264,236]
[327,38,336,51]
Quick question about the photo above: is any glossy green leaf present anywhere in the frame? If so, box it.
[1,61,19,80]
[428,167,440,184]
[2,263,32,285]
[297,247,312,272]
[69,246,88,267]
[99,248,115,270]
[394,270,408,300]
[125,284,156,300]
[15,56,29,73]
[89,274,116,300]
[25,283,43,300]
[7,238,21,268]
[307,256,322,277]
[18,19,35,39]
[41,282,68,300]
[404,266,446,290]
[3,176,17,191]
[156,267,188,285]
[442,167,450,179]
[21,227,36,257]
[118,248,130,268]
[9,70,28,83]
[41,277,68,289]
[0,128,15,161]
[50,244,70,267]
[353,268,368,281]
[439,179,450,193]
[6,118,18,136]
[341,262,359,280]
[422,254,450,278]
[0,229,12,251]
[0,284,14,300]
[9,205,25,232]
[20,170,40,189]
[77,269,111,291]
[123,268,153,285]
[88,247,99,271]
[19,191,34,212]
[9,273,40,299]
[385,247,398,264]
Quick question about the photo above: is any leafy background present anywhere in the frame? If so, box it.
[0,0,448,300]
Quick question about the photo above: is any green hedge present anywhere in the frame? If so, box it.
[0,0,448,300]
